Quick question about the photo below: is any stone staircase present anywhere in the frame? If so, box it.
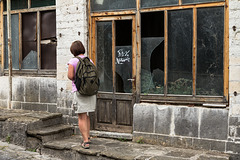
[0,107,74,153]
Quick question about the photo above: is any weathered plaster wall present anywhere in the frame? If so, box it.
[56,0,88,125]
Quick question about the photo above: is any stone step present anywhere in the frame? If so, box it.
[27,124,74,143]
[42,135,231,160]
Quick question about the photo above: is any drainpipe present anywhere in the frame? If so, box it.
[7,0,12,109]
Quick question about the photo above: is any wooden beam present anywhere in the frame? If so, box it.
[135,0,141,103]
[19,13,22,69]
[7,0,12,109]
[224,0,229,101]
[91,10,136,17]
[164,10,168,96]
[3,6,56,15]
[140,2,225,13]
[37,11,40,70]
[192,8,197,96]
[0,1,4,73]
[132,16,137,93]
[112,20,116,93]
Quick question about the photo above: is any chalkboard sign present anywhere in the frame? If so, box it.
[115,46,132,93]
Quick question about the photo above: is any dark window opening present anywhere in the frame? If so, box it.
[40,10,56,69]
[22,12,38,69]
[115,20,132,93]
[141,12,165,94]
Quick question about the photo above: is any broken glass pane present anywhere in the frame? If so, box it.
[91,0,136,12]
[22,12,37,69]
[141,37,164,94]
[141,12,165,94]
[182,0,225,5]
[31,0,55,8]
[168,9,193,95]
[4,14,19,70]
[196,7,224,96]
[141,0,178,8]
[97,21,113,92]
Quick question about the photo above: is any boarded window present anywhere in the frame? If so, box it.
[91,0,136,12]
[141,12,165,94]
[97,21,113,92]
[168,9,193,95]
[40,11,56,69]
[196,7,224,96]
[4,14,20,70]
[141,0,178,8]
[31,0,55,8]
[22,12,38,69]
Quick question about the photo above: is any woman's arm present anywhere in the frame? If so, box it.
[68,64,75,80]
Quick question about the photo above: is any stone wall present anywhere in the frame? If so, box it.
[133,104,230,153]
[0,77,57,112]
[56,0,88,126]
[227,0,240,151]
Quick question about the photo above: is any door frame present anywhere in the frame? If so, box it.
[90,15,137,133]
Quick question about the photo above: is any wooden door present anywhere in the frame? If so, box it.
[91,16,136,133]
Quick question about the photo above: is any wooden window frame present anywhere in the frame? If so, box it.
[89,0,229,106]
[0,1,56,77]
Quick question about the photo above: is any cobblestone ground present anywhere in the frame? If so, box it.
[0,141,61,160]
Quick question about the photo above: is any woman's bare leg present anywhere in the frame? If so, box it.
[78,113,89,143]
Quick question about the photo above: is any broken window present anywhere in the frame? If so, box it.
[168,9,193,95]
[3,1,56,73]
[196,7,224,96]
[91,0,136,12]
[141,12,164,94]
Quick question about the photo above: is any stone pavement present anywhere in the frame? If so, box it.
[0,140,61,160]
[42,135,232,160]
[0,107,236,160]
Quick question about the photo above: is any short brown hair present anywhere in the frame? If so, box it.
[70,40,85,56]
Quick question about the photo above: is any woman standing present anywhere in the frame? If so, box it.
[67,40,96,149]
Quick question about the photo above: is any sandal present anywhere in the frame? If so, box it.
[81,142,90,149]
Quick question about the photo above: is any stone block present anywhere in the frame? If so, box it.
[25,79,39,102]
[200,108,228,140]
[22,103,47,112]
[155,106,172,135]
[40,78,57,103]
[171,136,193,149]
[226,142,240,154]
[48,104,57,113]
[229,116,240,126]
[193,139,226,152]
[229,66,240,81]
[11,101,22,109]
[133,103,154,133]
[12,78,24,102]
[174,107,199,137]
